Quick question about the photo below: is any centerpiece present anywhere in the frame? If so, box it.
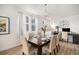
[41,25,47,37]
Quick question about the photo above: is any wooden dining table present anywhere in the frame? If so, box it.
[28,37,50,55]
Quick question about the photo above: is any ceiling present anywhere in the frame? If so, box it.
[16,4,79,18]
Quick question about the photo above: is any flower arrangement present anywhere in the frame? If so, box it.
[41,25,47,37]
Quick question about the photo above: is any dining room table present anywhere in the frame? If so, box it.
[28,37,50,55]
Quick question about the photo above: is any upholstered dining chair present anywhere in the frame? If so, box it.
[55,33,61,53]
[43,35,57,55]
[25,38,37,55]
[27,32,38,55]
[27,32,36,47]
[21,37,29,55]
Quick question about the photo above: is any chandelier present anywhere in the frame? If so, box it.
[44,4,48,19]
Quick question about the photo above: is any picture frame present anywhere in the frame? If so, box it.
[0,16,10,35]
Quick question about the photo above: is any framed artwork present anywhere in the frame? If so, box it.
[59,20,70,28]
[0,16,10,35]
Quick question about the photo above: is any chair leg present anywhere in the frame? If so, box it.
[49,48,58,55]
[56,44,60,53]
[58,44,60,50]
[22,52,25,55]
[49,53,52,55]
[56,45,58,53]
[53,49,56,55]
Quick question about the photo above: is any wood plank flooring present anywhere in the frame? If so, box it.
[57,42,79,55]
[0,45,22,55]
[0,41,79,55]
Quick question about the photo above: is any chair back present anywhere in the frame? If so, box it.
[28,32,35,40]
[56,33,61,44]
[57,33,60,43]
[58,32,62,40]
[49,35,57,52]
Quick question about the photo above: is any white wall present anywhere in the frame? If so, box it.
[0,5,21,51]
[51,15,79,33]
[0,4,44,51]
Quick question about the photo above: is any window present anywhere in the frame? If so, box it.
[25,16,29,31]
[31,17,36,31]
[31,25,35,31]
[31,18,35,24]
[26,24,29,31]
[24,15,37,32]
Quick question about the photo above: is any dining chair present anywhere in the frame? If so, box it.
[43,35,57,55]
[27,32,38,55]
[27,32,36,47]
[22,36,38,55]
[55,33,61,53]
[21,37,29,55]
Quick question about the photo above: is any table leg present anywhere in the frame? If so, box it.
[37,47,42,55]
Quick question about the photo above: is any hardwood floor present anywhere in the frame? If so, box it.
[0,41,79,55]
[57,41,79,55]
[0,45,22,55]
